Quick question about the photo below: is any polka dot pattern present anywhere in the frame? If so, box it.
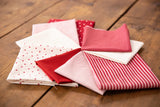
[7,44,72,85]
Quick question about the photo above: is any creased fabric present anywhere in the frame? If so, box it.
[36,48,81,84]
[7,45,78,87]
[7,17,159,95]
[55,52,106,95]
[16,28,80,50]
[85,40,144,64]
[81,24,131,52]
[48,19,95,46]
[32,19,79,44]
[84,52,160,90]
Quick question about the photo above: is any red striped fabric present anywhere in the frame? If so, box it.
[84,52,160,90]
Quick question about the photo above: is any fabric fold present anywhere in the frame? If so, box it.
[16,28,80,50]
[55,51,106,95]
[48,19,95,46]
[85,40,144,64]
[81,24,131,52]
[32,19,79,44]
[84,52,160,90]
[36,48,81,84]
[7,45,78,87]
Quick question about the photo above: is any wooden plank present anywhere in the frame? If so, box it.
[111,0,160,78]
[34,0,160,107]
[23,0,142,106]
[0,0,135,106]
[107,0,160,106]
[0,0,61,38]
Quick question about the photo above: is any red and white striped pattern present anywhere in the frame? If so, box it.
[84,52,160,90]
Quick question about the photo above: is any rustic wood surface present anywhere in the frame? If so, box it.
[0,0,159,107]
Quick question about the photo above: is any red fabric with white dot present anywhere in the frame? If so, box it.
[48,19,95,46]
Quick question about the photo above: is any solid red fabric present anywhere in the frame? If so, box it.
[36,48,81,84]
[81,24,132,52]
[48,19,95,46]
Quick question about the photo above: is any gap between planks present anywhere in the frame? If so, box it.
[0,0,62,39]
[31,0,139,106]
[107,0,138,30]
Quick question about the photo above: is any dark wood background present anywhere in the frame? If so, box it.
[0,0,160,106]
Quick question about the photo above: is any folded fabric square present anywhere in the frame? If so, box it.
[7,44,78,87]
[16,28,80,50]
[85,40,144,64]
[55,51,106,95]
[81,24,132,52]
[32,19,79,44]
[36,48,81,84]
[48,19,95,46]
[84,52,160,90]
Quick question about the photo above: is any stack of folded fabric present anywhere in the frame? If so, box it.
[7,19,160,95]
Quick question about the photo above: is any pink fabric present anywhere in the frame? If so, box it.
[84,52,160,90]
[32,19,79,44]
[81,24,132,52]
[55,51,106,95]
[48,19,95,46]
[35,48,81,83]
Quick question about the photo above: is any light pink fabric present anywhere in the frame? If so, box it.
[55,51,106,95]
[16,28,80,49]
[32,19,79,44]
[48,19,95,46]
[81,24,132,52]
[84,52,160,90]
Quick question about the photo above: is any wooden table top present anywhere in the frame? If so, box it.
[0,0,160,106]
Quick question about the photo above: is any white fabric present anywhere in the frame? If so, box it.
[7,44,78,87]
[55,51,106,95]
[16,28,80,49]
[85,40,144,64]
[32,19,79,45]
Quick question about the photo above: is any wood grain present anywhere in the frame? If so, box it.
[0,0,60,38]
[34,0,160,107]
[0,0,135,106]
[108,0,160,106]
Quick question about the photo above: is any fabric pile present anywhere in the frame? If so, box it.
[7,19,160,95]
